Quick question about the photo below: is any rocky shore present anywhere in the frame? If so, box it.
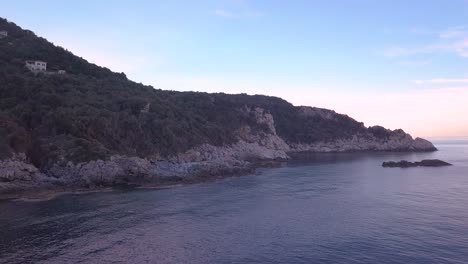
[0,107,437,200]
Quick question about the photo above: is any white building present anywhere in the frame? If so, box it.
[25,60,47,72]
[0,30,7,38]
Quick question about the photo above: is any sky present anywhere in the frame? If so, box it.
[2,0,468,139]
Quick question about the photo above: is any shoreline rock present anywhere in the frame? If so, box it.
[0,157,272,201]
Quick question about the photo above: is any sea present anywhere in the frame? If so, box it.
[1,141,468,264]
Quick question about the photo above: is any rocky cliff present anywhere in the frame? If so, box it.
[0,18,436,197]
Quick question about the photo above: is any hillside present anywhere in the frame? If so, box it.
[0,18,436,196]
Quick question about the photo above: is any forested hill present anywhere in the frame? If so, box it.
[0,18,434,170]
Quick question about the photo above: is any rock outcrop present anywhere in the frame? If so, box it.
[0,154,44,182]
[0,154,60,198]
[382,159,452,168]
[46,155,252,187]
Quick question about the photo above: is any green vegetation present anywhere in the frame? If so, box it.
[0,18,379,169]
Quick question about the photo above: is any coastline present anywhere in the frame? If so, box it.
[0,160,287,201]
[0,148,438,202]
[0,102,438,202]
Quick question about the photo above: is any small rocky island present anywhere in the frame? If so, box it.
[382,159,452,168]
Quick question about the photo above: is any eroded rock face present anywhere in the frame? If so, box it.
[178,106,290,163]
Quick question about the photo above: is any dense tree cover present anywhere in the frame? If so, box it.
[0,18,380,168]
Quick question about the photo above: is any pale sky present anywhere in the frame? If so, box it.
[2,0,468,138]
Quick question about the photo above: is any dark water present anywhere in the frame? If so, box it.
[1,143,468,264]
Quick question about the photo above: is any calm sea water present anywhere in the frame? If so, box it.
[1,143,468,264]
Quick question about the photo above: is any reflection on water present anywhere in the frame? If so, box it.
[1,144,468,264]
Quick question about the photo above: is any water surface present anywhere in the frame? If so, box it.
[1,143,468,264]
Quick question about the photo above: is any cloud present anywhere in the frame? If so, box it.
[399,59,432,66]
[453,39,468,57]
[413,78,468,85]
[439,26,467,39]
[383,45,438,57]
[215,9,238,18]
[215,9,264,18]
[410,27,433,36]
[384,42,468,58]
[384,26,468,58]
[214,0,263,19]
